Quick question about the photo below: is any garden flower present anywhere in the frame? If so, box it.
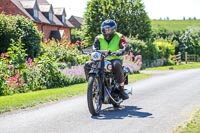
[76,40,81,45]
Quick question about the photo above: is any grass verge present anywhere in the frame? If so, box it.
[146,62,200,71]
[173,108,200,133]
[0,73,151,114]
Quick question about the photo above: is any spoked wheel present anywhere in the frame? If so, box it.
[87,75,102,116]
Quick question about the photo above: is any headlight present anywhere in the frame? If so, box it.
[91,52,102,61]
[104,60,112,72]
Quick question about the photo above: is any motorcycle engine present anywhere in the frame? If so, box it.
[104,60,112,72]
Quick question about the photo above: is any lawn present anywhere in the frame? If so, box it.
[173,108,200,133]
[0,73,151,114]
[145,62,200,71]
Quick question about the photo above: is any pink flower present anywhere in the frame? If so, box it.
[5,54,9,58]
[0,53,4,58]
[28,58,32,64]
[76,40,81,45]
[15,73,20,79]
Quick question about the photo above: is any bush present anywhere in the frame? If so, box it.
[0,14,42,58]
[0,39,27,95]
[127,37,147,56]
[71,29,83,44]
[41,39,89,66]
[153,39,175,59]
[152,26,200,56]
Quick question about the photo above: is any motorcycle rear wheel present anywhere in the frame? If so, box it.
[87,75,102,116]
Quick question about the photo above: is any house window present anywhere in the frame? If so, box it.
[34,8,38,18]
[62,15,66,23]
[49,12,53,21]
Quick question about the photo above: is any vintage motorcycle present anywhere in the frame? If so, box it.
[78,46,132,116]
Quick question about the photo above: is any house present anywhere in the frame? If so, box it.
[68,15,84,29]
[0,0,74,41]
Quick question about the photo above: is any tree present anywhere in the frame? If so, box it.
[82,0,151,45]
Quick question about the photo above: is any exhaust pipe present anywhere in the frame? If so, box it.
[105,88,123,104]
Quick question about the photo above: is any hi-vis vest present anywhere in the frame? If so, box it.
[98,32,123,60]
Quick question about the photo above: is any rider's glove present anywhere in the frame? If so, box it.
[115,50,124,56]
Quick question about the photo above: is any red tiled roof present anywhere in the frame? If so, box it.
[10,0,74,28]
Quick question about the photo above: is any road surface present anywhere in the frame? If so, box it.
[0,69,200,133]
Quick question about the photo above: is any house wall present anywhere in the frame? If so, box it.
[0,0,71,41]
[58,27,71,40]
[36,23,71,41]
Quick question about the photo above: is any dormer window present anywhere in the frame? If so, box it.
[62,15,65,23]
[49,11,53,21]
[34,8,38,18]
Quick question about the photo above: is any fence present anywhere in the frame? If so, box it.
[184,52,200,63]
[171,52,181,65]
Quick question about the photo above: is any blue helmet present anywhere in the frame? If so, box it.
[101,19,117,36]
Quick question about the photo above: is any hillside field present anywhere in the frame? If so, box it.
[151,20,200,31]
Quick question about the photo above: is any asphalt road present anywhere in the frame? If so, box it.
[0,69,200,133]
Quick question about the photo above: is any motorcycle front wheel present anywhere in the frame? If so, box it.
[87,75,102,116]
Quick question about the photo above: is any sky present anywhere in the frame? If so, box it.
[47,0,200,20]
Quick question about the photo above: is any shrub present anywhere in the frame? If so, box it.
[127,37,147,56]
[0,14,42,58]
[41,39,89,66]
[127,38,159,64]
[153,39,175,59]
[71,29,83,44]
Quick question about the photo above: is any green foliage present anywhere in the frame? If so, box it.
[178,28,200,55]
[35,53,69,88]
[41,39,89,66]
[128,37,177,68]
[0,14,42,58]
[71,29,83,43]
[7,39,27,70]
[153,39,175,58]
[127,37,147,56]
[82,0,151,45]
[152,24,200,56]
[0,39,27,95]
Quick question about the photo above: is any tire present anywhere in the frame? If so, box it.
[87,75,102,116]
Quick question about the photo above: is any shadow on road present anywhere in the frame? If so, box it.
[92,106,153,120]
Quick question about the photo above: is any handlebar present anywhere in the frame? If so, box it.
[77,45,124,57]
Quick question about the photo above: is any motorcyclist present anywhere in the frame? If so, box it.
[93,19,129,100]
